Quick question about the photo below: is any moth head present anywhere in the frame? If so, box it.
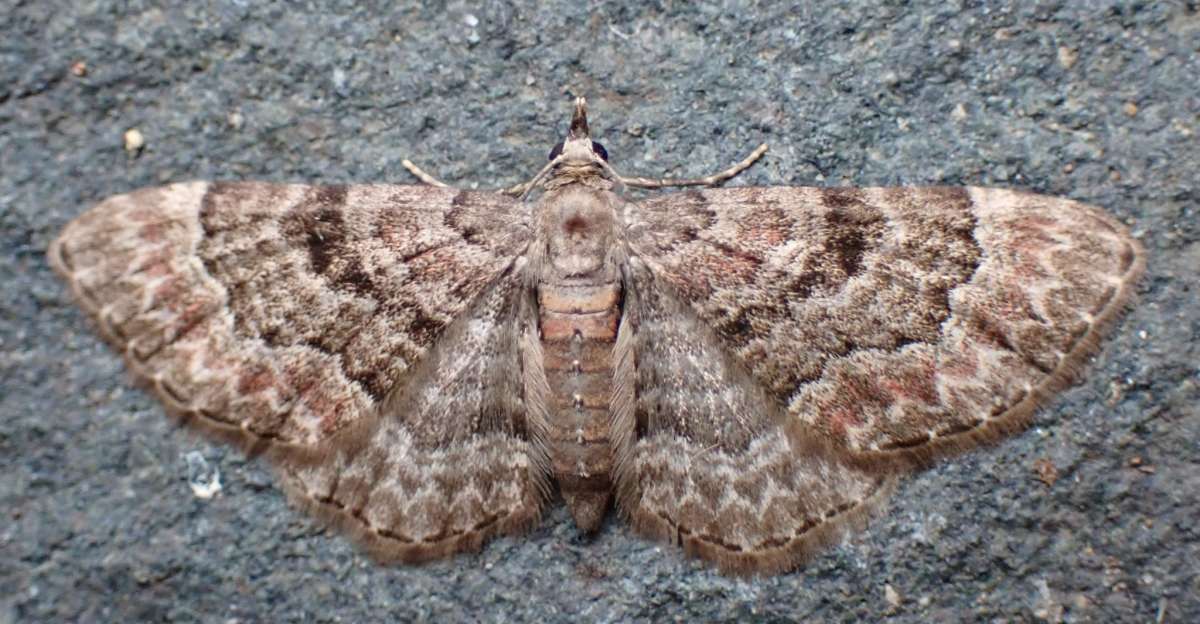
[548,97,608,165]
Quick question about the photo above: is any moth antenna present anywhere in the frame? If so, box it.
[401,159,451,188]
[516,154,568,202]
[620,143,768,189]
[592,154,628,194]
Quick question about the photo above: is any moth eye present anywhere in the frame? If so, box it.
[592,141,608,161]
[548,141,564,161]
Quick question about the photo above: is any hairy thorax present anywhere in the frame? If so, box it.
[535,184,623,531]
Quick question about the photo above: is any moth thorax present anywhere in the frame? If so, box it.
[543,189,618,278]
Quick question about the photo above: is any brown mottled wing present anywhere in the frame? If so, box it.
[614,186,1142,572]
[623,186,1143,465]
[50,181,547,559]
[612,265,893,574]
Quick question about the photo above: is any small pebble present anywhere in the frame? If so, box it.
[123,128,145,154]
[1057,46,1078,69]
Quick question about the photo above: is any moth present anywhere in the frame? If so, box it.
[50,98,1144,574]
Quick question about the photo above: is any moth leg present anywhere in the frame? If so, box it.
[620,143,768,189]
[401,159,451,188]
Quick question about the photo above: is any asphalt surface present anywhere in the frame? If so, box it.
[2,1,1197,622]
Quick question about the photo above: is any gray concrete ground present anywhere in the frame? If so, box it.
[2,1,1197,622]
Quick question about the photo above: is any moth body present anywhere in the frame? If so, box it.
[535,181,624,531]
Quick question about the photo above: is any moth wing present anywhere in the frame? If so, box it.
[623,186,1144,469]
[612,265,893,574]
[51,182,549,559]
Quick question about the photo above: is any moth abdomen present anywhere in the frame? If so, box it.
[537,280,622,532]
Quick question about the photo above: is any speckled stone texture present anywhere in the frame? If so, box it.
[2,1,1196,622]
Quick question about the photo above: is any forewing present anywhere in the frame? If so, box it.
[50,181,530,451]
[51,182,547,559]
[625,186,1144,468]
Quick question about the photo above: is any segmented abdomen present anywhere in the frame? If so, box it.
[538,280,621,531]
